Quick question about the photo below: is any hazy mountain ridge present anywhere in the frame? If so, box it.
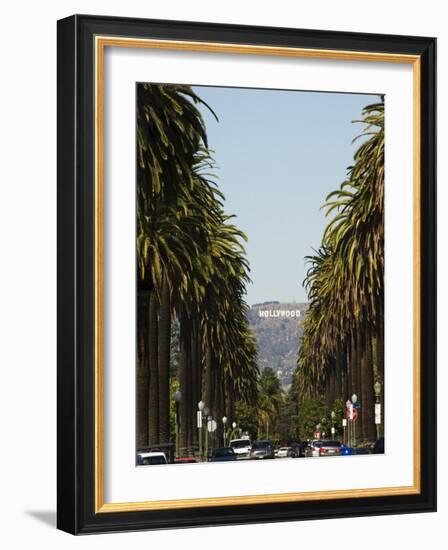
[247,302,308,389]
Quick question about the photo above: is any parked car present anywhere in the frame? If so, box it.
[277,446,294,458]
[229,437,252,459]
[340,446,372,456]
[298,441,311,457]
[209,447,237,462]
[318,440,342,456]
[250,440,275,459]
[289,444,299,458]
[373,437,385,454]
[308,440,323,457]
[340,444,352,456]
[291,441,309,457]
[137,451,168,466]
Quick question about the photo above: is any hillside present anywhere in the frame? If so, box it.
[246,302,308,389]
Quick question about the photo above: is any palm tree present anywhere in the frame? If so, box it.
[257,367,283,439]
[137,84,218,449]
[137,83,260,457]
[295,100,384,444]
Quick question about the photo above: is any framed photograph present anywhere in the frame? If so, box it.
[57,14,436,534]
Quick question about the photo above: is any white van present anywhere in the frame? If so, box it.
[229,438,252,459]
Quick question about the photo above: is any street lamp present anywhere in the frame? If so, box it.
[374,379,382,439]
[222,416,228,447]
[198,401,205,461]
[173,390,182,458]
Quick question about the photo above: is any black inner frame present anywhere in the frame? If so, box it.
[57,14,436,535]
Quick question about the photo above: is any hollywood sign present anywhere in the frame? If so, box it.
[258,309,302,318]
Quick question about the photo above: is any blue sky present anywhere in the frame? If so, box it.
[193,86,377,305]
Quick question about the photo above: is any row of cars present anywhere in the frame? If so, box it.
[136,437,385,465]
[305,437,384,457]
[136,438,274,465]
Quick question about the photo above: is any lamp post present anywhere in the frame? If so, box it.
[222,416,228,447]
[198,400,205,461]
[374,379,382,439]
[173,390,182,459]
[351,393,358,447]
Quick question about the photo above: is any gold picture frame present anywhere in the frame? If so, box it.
[58,15,436,534]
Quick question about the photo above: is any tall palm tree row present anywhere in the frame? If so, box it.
[136,84,258,454]
[295,100,384,444]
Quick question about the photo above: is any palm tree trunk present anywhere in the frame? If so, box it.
[215,363,225,446]
[377,313,385,438]
[158,277,171,448]
[147,290,159,446]
[197,327,203,402]
[327,359,336,409]
[186,342,193,452]
[179,316,191,454]
[190,321,199,450]
[335,348,343,402]
[344,343,350,401]
[227,374,235,425]
[136,293,149,449]
[351,329,360,401]
[363,332,376,442]
[204,340,213,412]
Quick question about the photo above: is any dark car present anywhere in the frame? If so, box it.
[290,442,306,457]
[250,440,275,459]
[373,437,385,454]
[209,447,237,462]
